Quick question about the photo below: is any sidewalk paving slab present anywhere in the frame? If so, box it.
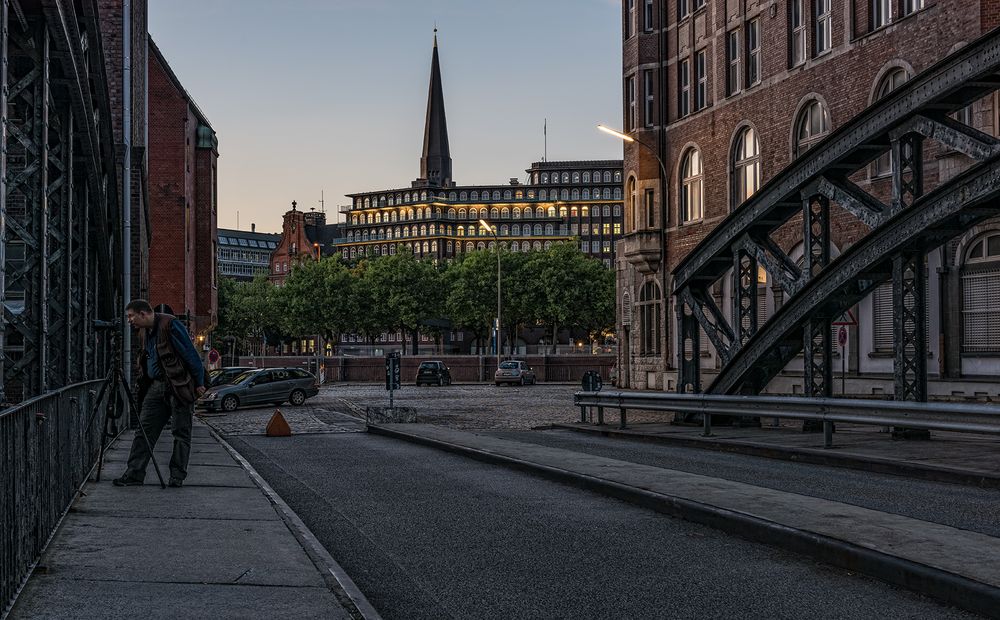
[370,422,1000,618]
[10,423,358,620]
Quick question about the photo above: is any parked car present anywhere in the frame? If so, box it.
[415,361,452,386]
[206,366,255,388]
[495,360,536,386]
[197,367,319,412]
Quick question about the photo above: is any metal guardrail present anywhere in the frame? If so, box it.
[574,391,1000,448]
[1,380,107,617]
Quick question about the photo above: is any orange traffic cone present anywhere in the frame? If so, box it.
[266,409,292,437]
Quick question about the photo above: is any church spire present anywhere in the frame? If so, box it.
[417,28,452,188]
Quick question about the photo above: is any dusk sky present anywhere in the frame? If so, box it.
[149,0,624,232]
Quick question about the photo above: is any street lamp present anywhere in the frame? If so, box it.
[598,124,668,182]
[479,219,502,371]
[313,242,321,261]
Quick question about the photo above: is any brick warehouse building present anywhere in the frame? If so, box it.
[341,34,625,269]
[147,40,219,342]
[618,0,1000,393]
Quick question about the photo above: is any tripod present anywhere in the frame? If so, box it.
[89,325,166,489]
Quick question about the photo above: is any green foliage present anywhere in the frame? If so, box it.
[216,246,615,347]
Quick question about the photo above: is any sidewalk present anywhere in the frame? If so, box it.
[10,423,364,620]
[554,418,1000,487]
[369,422,1000,618]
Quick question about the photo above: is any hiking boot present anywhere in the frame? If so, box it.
[167,478,183,488]
[112,475,143,487]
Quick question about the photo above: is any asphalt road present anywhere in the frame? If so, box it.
[488,429,1000,538]
[227,432,974,620]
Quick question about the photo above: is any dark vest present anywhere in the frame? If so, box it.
[137,313,199,404]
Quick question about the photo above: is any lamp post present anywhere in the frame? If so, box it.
[598,124,668,184]
[313,242,321,261]
[479,219,501,371]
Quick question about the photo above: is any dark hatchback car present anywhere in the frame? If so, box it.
[206,366,255,388]
[197,367,319,412]
[415,361,452,386]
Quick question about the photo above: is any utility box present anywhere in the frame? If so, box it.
[582,371,603,392]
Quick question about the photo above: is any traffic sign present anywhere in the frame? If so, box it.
[838,326,848,348]
[207,348,220,364]
[832,308,858,326]
[385,351,401,391]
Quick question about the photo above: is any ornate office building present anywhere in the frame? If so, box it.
[617,0,1000,394]
[341,34,624,268]
[217,227,279,281]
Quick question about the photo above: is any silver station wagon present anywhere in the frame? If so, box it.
[197,367,319,412]
[494,360,537,386]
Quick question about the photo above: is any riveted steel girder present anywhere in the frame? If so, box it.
[1,0,118,403]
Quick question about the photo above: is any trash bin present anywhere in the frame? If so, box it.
[582,370,603,392]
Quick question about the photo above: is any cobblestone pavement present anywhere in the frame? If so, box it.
[199,382,644,435]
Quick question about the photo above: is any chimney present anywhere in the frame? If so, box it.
[251,223,256,233]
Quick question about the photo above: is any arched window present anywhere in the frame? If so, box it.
[352,215,359,225]
[391,211,398,222]
[390,245,397,255]
[449,192,457,201]
[794,99,831,157]
[513,207,522,219]
[491,207,499,219]
[545,224,554,235]
[732,126,762,208]
[471,191,479,201]
[362,231,369,241]
[581,206,590,217]
[511,241,520,252]
[424,207,432,219]
[541,173,550,184]
[500,225,509,235]
[379,196,387,206]
[533,241,542,250]
[560,172,569,183]
[460,191,468,201]
[638,281,662,355]
[374,245,381,256]
[962,233,1000,353]
[603,171,612,183]
[614,171,622,182]
[420,225,427,236]
[571,189,580,200]
[504,190,512,200]
[458,208,467,219]
[512,224,521,235]
[572,172,580,183]
[583,172,591,183]
[493,191,501,200]
[571,206,579,217]
[681,148,704,223]
[467,207,476,220]
[547,206,557,217]
[404,193,411,203]
[431,240,438,251]
[363,197,370,208]
[583,189,591,200]
[603,205,611,217]
[478,242,486,250]
[421,191,428,201]
[613,188,622,200]
[872,69,908,176]
[501,207,510,219]
[559,206,568,217]
[540,189,548,200]
[458,226,465,236]
[533,224,543,235]
[561,189,569,200]
[466,242,475,252]
[602,188,611,200]
[488,241,496,250]
[429,224,437,235]
[448,209,456,219]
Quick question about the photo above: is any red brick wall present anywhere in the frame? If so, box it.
[270,209,320,284]
[194,148,219,335]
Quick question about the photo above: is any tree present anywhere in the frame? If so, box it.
[215,274,281,359]
[533,242,614,353]
[276,255,357,354]
[445,251,498,352]
[360,251,443,354]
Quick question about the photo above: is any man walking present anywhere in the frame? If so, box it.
[114,299,206,488]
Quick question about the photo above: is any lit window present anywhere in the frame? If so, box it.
[681,148,704,222]
[790,0,806,67]
[732,126,761,207]
[794,99,830,157]
[872,0,891,29]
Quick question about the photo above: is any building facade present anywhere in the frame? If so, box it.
[617,0,1000,393]
[269,202,322,284]
[147,39,218,341]
[339,33,625,269]
[218,227,280,281]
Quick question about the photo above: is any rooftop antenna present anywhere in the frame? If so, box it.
[543,118,547,162]
[237,210,240,230]
[320,190,325,213]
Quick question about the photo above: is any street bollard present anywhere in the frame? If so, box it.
[703,409,712,437]
[823,420,834,448]
[580,406,587,423]
[597,406,604,426]
[619,407,627,429]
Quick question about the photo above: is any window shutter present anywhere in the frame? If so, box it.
[962,268,1000,353]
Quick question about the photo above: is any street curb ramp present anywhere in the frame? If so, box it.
[368,423,1000,619]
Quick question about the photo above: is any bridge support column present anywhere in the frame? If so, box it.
[892,249,930,439]
[677,300,700,395]
[733,249,758,346]
[802,193,833,432]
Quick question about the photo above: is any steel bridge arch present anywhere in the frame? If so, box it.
[671,26,1000,402]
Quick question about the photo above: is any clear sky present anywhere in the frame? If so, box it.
[149,0,624,232]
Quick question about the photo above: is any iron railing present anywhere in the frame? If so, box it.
[574,391,1000,448]
[1,379,107,617]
